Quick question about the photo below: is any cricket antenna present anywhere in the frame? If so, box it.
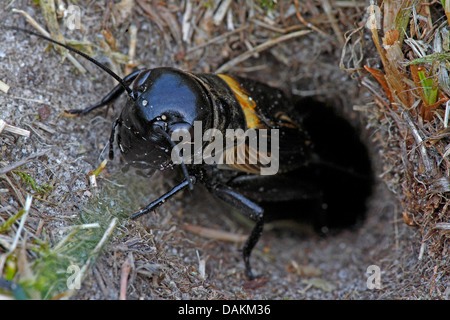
[7,26,135,99]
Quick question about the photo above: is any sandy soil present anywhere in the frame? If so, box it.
[0,0,448,300]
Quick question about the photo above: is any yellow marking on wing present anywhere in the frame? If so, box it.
[274,111,300,129]
[224,144,260,174]
[217,74,264,129]
[222,138,276,175]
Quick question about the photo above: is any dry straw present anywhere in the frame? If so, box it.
[343,0,450,259]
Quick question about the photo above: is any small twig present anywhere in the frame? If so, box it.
[0,79,10,93]
[4,95,50,105]
[88,175,98,188]
[444,100,450,128]
[125,25,137,76]
[250,19,303,34]
[119,253,133,300]
[183,224,247,243]
[0,120,30,137]
[0,174,25,206]
[88,159,108,188]
[418,240,426,261]
[216,29,311,73]
[433,222,450,231]
[321,0,345,46]
[196,250,206,280]
[187,25,251,53]
[0,149,50,175]
[12,9,87,74]
[335,1,367,7]
[294,0,328,36]
[182,0,193,42]
[213,0,232,26]
[33,122,56,135]
[402,110,435,174]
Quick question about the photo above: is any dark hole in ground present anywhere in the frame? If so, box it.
[224,95,374,235]
[280,96,374,232]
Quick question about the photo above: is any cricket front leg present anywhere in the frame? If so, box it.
[207,183,265,280]
[130,177,195,219]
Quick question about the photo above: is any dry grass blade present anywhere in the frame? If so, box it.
[0,120,30,138]
[356,0,450,269]
[187,25,251,53]
[213,0,232,26]
[433,222,450,231]
[321,0,345,45]
[0,149,49,175]
[183,224,247,243]
[11,9,86,73]
[216,29,311,73]
[392,0,415,44]
[0,195,32,276]
[0,79,10,93]
[402,110,435,174]
[125,24,137,75]
[196,250,206,280]
[39,0,64,53]
[294,0,328,36]
[119,253,133,300]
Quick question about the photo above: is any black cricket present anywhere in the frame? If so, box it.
[12,27,372,280]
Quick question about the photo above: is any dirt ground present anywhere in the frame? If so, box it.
[1,0,449,300]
